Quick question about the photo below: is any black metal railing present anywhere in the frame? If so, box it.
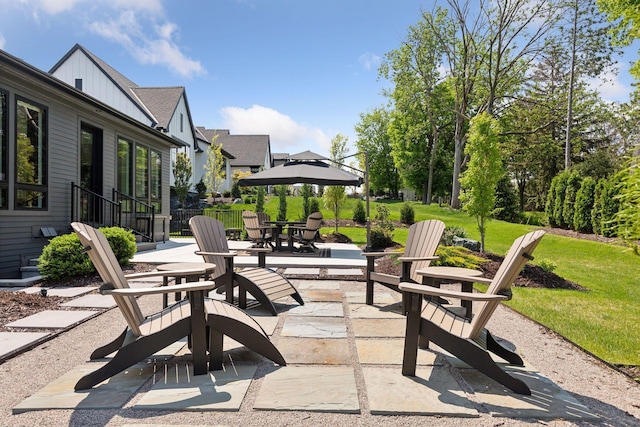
[112,189,155,242]
[170,209,243,236]
[71,182,121,229]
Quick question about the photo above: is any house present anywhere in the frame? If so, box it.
[272,152,290,167]
[49,44,199,189]
[0,48,183,280]
[206,129,272,177]
[195,127,235,193]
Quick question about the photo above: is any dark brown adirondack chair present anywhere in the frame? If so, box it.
[242,210,274,248]
[290,211,323,252]
[71,222,285,390]
[399,230,545,395]
[362,219,445,306]
[189,215,304,315]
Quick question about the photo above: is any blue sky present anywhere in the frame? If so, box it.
[0,0,636,156]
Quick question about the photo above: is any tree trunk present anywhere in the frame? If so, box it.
[451,116,465,209]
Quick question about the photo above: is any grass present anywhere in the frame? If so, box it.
[230,196,640,366]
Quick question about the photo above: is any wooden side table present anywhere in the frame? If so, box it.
[156,262,217,308]
[416,266,483,318]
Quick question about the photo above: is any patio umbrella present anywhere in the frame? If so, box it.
[237,150,363,187]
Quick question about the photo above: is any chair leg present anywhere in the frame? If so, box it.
[208,328,224,370]
[89,328,128,360]
[402,292,422,376]
[486,331,525,366]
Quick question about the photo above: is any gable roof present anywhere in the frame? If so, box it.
[1,47,184,148]
[195,127,234,158]
[196,128,270,167]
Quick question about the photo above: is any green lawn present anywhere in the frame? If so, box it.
[232,197,640,366]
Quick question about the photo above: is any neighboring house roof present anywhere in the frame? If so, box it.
[195,127,234,158]
[272,153,289,161]
[2,48,184,148]
[211,130,271,167]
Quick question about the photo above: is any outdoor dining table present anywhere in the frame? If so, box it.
[415,266,484,318]
[264,220,305,251]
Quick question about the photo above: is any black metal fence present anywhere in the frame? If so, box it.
[170,209,244,236]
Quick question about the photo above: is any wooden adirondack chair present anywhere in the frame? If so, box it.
[399,230,545,395]
[189,215,304,315]
[290,211,323,252]
[242,211,274,248]
[362,219,445,306]
[71,222,285,390]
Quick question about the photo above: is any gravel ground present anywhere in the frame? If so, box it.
[1,286,639,427]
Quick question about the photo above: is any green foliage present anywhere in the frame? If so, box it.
[612,155,640,243]
[352,199,366,224]
[601,174,621,237]
[573,176,596,233]
[375,204,390,221]
[562,172,582,230]
[277,185,288,221]
[459,113,504,251]
[432,246,485,269]
[172,152,192,208]
[39,226,135,279]
[545,176,558,227]
[243,196,253,204]
[204,136,225,201]
[231,181,241,199]
[538,258,558,273]
[323,185,347,233]
[400,202,415,225]
[591,178,605,235]
[493,173,521,222]
[223,190,231,198]
[370,226,394,249]
[309,198,320,215]
[300,184,313,219]
[195,178,207,199]
[440,225,468,246]
[39,233,93,279]
[255,186,265,213]
[552,171,570,228]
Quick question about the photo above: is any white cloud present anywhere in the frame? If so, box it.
[358,52,381,71]
[220,105,332,153]
[587,65,633,103]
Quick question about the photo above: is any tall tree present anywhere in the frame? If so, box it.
[459,112,503,252]
[355,107,400,197]
[597,0,640,79]
[560,0,618,169]
[172,152,192,208]
[204,135,225,204]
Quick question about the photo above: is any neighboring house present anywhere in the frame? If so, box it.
[49,44,199,189]
[0,48,182,280]
[210,130,272,176]
[194,127,234,193]
[272,152,289,167]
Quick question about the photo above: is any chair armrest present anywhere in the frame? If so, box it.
[361,251,392,258]
[196,250,237,258]
[243,247,272,254]
[124,267,213,280]
[416,269,492,285]
[100,281,216,296]
[397,256,439,262]
[398,282,508,301]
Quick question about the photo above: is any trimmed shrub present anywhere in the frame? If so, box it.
[223,190,231,198]
[545,176,558,227]
[552,171,570,228]
[591,178,605,235]
[432,246,485,269]
[562,172,582,230]
[352,199,366,224]
[101,226,137,265]
[400,202,415,225]
[601,175,621,237]
[370,226,394,249]
[255,186,265,213]
[309,198,320,215]
[375,204,390,221]
[573,176,596,233]
[494,174,521,222]
[231,182,241,199]
[538,258,558,273]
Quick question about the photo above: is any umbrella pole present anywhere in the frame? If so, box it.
[365,151,371,251]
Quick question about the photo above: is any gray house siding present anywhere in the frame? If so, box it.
[0,49,177,279]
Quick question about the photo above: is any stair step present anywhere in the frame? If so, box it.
[20,266,41,279]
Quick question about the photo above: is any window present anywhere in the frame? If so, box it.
[180,113,184,133]
[15,98,47,209]
[0,89,7,209]
[75,79,83,90]
[117,136,162,210]
[250,166,260,173]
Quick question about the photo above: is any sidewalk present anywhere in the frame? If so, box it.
[0,240,637,425]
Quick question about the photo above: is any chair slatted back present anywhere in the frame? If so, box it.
[301,211,323,240]
[189,215,230,279]
[404,220,446,283]
[71,222,145,336]
[242,211,264,242]
[256,212,271,226]
[467,230,545,339]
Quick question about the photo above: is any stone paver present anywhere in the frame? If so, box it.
[280,316,347,338]
[363,366,478,416]
[60,294,117,308]
[254,366,359,413]
[277,337,351,365]
[344,291,396,305]
[134,364,257,412]
[13,362,154,413]
[287,301,344,317]
[348,303,404,319]
[0,332,50,359]
[459,368,599,420]
[295,280,341,290]
[21,286,98,297]
[299,288,343,302]
[351,318,406,338]
[6,310,97,329]
[283,267,320,276]
[356,338,439,365]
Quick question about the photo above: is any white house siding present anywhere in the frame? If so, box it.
[50,50,153,126]
[0,54,174,278]
[167,95,195,188]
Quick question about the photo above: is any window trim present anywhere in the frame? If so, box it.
[14,96,48,211]
[0,88,7,210]
[117,135,162,210]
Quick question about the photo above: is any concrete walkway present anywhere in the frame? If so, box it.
[0,239,605,424]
